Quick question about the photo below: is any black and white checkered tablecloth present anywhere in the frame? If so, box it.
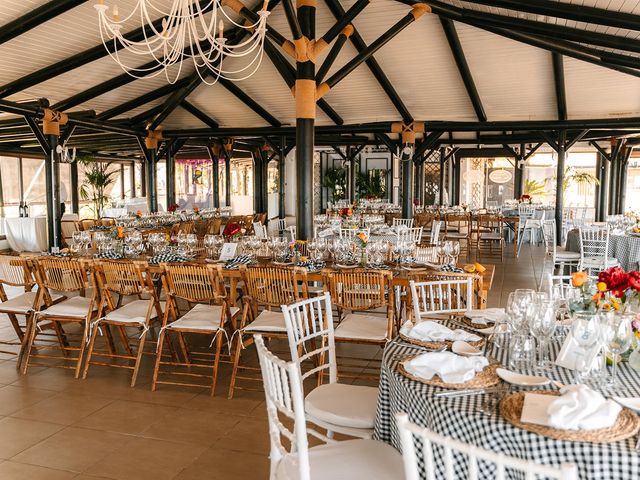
[374,327,640,480]
[566,230,640,272]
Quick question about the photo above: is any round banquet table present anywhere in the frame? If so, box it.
[374,329,640,479]
[566,229,640,271]
[3,216,48,252]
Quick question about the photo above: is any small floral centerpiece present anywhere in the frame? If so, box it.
[223,222,242,242]
[135,210,143,219]
[289,239,306,261]
[519,194,532,204]
[354,231,369,266]
[339,207,353,219]
[192,206,200,217]
[168,203,179,213]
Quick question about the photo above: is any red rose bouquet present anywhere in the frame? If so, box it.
[223,222,242,242]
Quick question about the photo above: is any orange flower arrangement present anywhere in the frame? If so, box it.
[571,271,588,288]
[116,226,125,239]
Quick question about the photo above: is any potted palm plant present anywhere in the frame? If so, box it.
[78,156,117,219]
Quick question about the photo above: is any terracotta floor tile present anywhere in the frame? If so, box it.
[0,461,76,480]
[212,417,271,455]
[0,417,63,459]
[11,427,128,473]
[74,400,177,435]
[11,392,114,426]
[173,447,269,480]
[84,436,207,480]
[0,385,58,416]
[140,408,242,446]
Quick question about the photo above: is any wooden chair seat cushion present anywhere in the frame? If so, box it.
[167,303,239,331]
[0,291,63,314]
[335,313,388,342]
[244,309,287,333]
[39,296,96,318]
[103,299,165,324]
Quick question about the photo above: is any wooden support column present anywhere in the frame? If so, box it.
[210,144,221,209]
[594,153,602,221]
[555,130,566,246]
[130,162,137,198]
[70,160,79,214]
[415,159,424,205]
[599,153,609,222]
[290,0,317,240]
[253,149,264,213]
[349,148,357,202]
[608,139,621,216]
[439,148,446,205]
[401,144,414,218]
[140,162,146,198]
[514,143,525,198]
[166,146,176,208]
[224,139,233,207]
[43,111,66,251]
[619,146,632,214]
[119,164,125,200]
[452,156,460,205]
[142,130,162,213]
[279,136,286,219]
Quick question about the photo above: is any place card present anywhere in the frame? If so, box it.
[555,332,599,371]
[520,393,556,427]
[219,243,237,261]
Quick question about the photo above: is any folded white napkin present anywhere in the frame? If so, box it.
[400,320,481,343]
[403,351,489,384]
[547,385,621,430]
[317,228,334,238]
[465,308,506,325]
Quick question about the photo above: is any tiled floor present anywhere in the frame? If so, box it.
[0,244,547,479]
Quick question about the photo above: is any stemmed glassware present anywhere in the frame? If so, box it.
[602,313,633,390]
[571,312,602,383]
[529,300,557,371]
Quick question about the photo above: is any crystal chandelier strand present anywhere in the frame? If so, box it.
[95,0,270,83]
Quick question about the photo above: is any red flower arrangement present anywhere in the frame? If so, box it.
[339,207,353,218]
[598,267,631,298]
[519,194,532,203]
[223,222,242,241]
[167,203,179,213]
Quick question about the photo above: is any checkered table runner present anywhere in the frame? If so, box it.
[374,325,640,479]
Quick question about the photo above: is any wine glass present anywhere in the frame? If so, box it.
[571,312,602,383]
[529,300,557,371]
[602,313,633,390]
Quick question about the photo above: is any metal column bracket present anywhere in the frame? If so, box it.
[42,108,68,136]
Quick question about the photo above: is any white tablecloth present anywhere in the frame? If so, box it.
[101,208,128,218]
[4,217,48,252]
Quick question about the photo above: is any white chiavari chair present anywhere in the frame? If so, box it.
[393,218,414,228]
[282,293,378,439]
[429,221,441,245]
[410,278,474,318]
[339,227,370,240]
[415,246,439,264]
[288,225,297,241]
[253,221,267,239]
[397,227,423,245]
[540,219,580,287]
[395,413,578,480]
[578,225,620,275]
[255,335,404,480]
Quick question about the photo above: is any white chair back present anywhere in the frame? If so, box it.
[518,204,535,219]
[410,278,474,317]
[395,413,578,480]
[393,218,414,228]
[542,219,557,259]
[281,293,337,384]
[578,226,610,266]
[288,225,297,241]
[255,335,332,480]
[276,218,287,233]
[415,246,438,264]
[429,221,441,245]
[397,227,423,245]
[339,227,370,240]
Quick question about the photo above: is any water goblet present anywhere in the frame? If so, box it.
[571,311,602,383]
[603,313,633,390]
[529,300,557,371]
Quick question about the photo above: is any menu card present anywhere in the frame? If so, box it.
[219,243,237,261]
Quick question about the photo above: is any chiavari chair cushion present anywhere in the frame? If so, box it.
[305,383,378,430]
[40,296,97,318]
[243,309,287,333]
[103,299,165,324]
[168,303,240,331]
[275,439,403,480]
[334,313,389,342]
[0,291,63,314]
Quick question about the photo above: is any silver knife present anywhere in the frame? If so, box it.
[434,386,501,398]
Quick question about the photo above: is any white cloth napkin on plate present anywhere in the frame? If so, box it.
[317,228,334,238]
[400,320,481,343]
[547,385,622,430]
[403,351,489,384]
[465,308,506,325]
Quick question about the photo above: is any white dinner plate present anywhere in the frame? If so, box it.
[613,396,640,412]
[336,263,358,269]
[451,340,482,356]
[496,368,550,387]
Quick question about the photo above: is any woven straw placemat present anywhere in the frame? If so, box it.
[461,316,495,330]
[398,356,500,390]
[500,390,640,443]
[398,332,485,351]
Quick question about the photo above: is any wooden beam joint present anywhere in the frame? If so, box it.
[391,121,425,144]
[42,108,68,136]
[144,129,163,150]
